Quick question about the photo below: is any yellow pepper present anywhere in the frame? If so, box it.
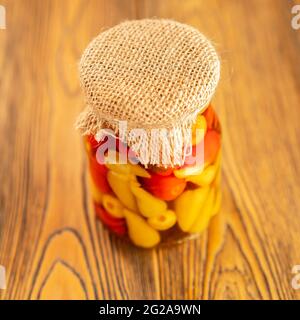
[123,209,161,248]
[189,188,215,233]
[102,194,124,218]
[186,150,221,186]
[107,171,138,212]
[147,210,177,231]
[173,164,204,179]
[130,180,167,218]
[174,187,210,232]
[105,151,151,178]
[186,164,217,186]
[130,164,151,178]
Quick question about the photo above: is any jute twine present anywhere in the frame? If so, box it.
[76,19,220,167]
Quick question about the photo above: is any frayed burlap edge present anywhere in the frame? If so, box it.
[75,102,214,167]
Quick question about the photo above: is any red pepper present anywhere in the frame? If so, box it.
[141,174,186,201]
[95,204,127,236]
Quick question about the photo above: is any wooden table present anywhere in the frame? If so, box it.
[1,0,300,300]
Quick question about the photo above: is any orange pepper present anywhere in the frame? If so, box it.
[203,105,221,133]
[203,130,221,165]
[141,174,186,201]
[183,129,220,167]
[203,105,215,130]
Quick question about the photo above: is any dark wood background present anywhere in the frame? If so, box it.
[1,0,300,299]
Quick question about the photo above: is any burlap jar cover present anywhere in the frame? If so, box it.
[76,19,220,167]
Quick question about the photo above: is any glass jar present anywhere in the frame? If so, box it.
[77,19,221,248]
[85,104,221,248]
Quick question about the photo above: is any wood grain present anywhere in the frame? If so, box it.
[0,0,300,300]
